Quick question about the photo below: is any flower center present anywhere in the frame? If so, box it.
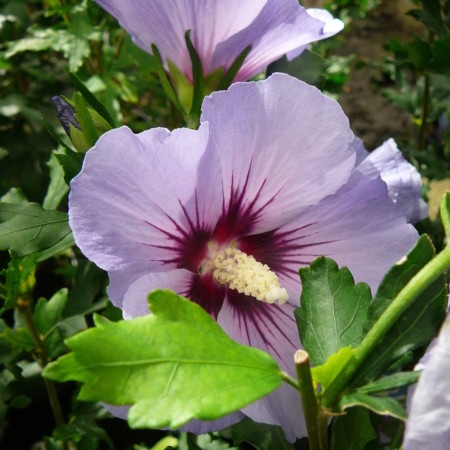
[201,244,288,305]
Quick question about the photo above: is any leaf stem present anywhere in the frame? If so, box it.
[322,244,450,408]
[17,298,67,440]
[294,350,329,450]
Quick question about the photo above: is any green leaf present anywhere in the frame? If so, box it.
[355,371,420,395]
[44,290,282,429]
[339,392,407,421]
[1,256,36,314]
[73,92,99,148]
[63,260,108,317]
[295,257,372,365]
[440,191,450,238]
[221,417,294,450]
[185,30,204,122]
[353,236,447,385]
[68,73,116,128]
[54,147,84,185]
[311,347,356,390]
[151,44,185,116]
[365,236,436,328]
[0,327,34,352]
[0,187,27,205]
[43,151,69,210]
[34,289,68,335]
[0,203,72,257]
[167,58,193,115]
[218,45,252,91]
[331,406,377,450]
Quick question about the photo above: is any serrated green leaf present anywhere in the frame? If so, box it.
[353,236,447,385]
[221,417,294,450]
[295,257,372,365]
[440,191,450,238]
[0,203,71,257]
[43,151,69,210]
[356,371,419,395]
[366,236,436,328]
[331,406,377,450]
[311,347,356,390]
[34,289,68,335]
[44,290,282,429]
[339,392,407,421]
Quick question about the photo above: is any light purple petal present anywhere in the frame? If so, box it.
[357,139,428,223]
[94,0,266,77]
[213,0,343,81]
[122,270,193,319]
[102,403,245,432]
[286,9,344,61]
[269,171,418,296]
[201,73,355,234]
[69,123,222,276]
[217,295,305,442]
[403,313,450,449]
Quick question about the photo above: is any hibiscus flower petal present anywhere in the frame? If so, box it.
[201,73,355,234]
[213,0,342,81]
[94,0,266,77]
[252,171,418,298]
[356,138,428,223]
[403,314,450,449]
[217,292,305,442]
[69,123,222,276]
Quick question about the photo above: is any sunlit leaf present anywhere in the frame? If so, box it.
[295,257,372,365]
[44,290,282,429]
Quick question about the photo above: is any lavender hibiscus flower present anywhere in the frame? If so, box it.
[94,0,342,82]
[69,74,419,441]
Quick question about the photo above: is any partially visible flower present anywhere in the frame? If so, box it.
[69,74,418,441]
[404,309,450,449]
[94,0,342,82]
[352,137,428,223]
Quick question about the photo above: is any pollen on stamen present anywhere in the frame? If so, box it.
[204,246,289,305]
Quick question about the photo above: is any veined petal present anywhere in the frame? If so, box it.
[103,404,245,433]
[356,139,428,223]
[403,314,450,449]
[201,73,355,234]
[94,0,266,77]
[217,293,305,442]
[213,0,342,81]
[248,171,418,297]
[122,270,193,319]
[69,124,222,275]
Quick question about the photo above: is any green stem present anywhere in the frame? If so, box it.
[418,73,430,152]
[294,350,329,450]
[18,299,67,444]
[322,245,450,408]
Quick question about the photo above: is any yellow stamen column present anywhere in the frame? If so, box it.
[204,246,289,305]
